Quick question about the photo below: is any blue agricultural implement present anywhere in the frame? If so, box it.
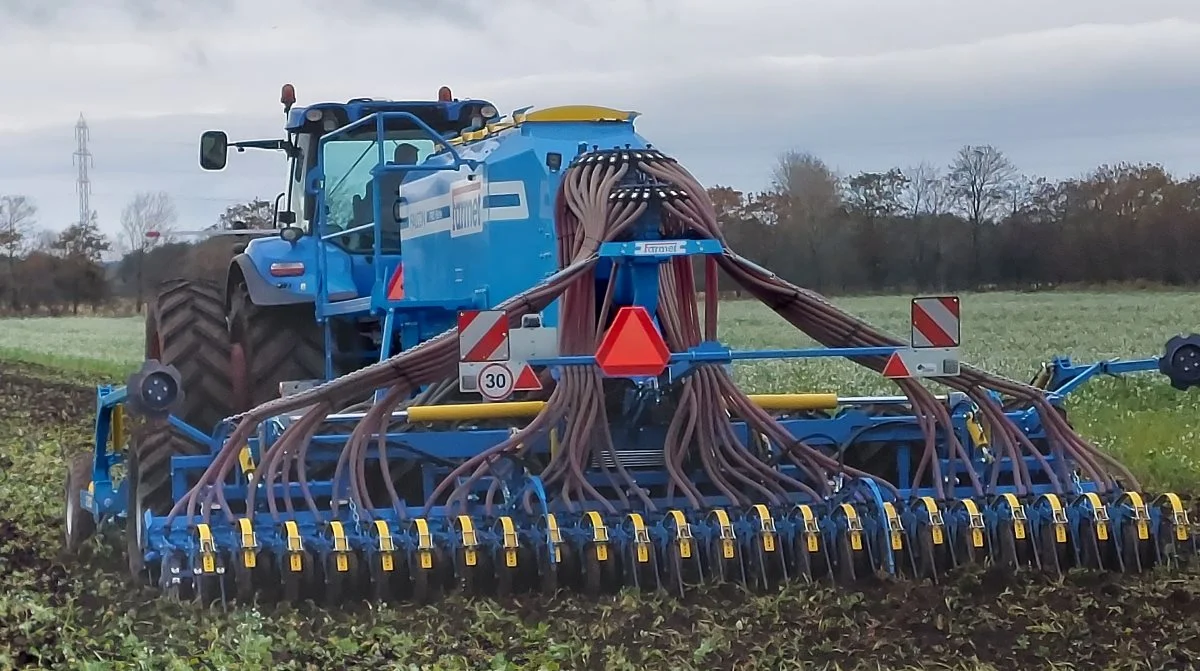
[63,84,1200,604]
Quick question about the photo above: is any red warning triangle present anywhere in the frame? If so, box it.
[882,352,911,378]
[595,306,670,377]
[512,363,542,391]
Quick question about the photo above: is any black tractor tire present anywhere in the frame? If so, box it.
[227,283,326,411]
[126,278,233,578]
[148,278,234,431]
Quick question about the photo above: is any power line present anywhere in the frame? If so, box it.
[89,192,255,203]
[73,114,93,225]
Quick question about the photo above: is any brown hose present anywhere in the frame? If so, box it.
[163,147,1140,534]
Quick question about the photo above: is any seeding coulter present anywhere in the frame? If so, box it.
[63,85,1200,603]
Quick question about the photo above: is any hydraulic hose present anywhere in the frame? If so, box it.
[162,147,1140,531]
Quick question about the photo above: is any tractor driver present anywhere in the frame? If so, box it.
[392,142,419,171]
[349,142,419,222]
[377,142,419,243]
[345,142,420,250]
[381,142,419,197]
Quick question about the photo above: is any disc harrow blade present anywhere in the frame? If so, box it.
[144,490,1195,606]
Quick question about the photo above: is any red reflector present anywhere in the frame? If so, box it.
[386,263,405,300]
[882,352,911,378]
[595,306,670,377]
[512,363,542,391]
[269,262,305,277]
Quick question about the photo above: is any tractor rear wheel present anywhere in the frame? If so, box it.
[227,283,326,411]
[126,279,233,578]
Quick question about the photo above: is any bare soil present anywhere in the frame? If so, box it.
[3,363,1200,670]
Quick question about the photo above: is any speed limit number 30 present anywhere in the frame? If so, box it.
[478,362,515,401]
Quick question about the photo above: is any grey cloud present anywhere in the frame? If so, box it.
[0,0,59,25]
[184,41,210,69]
[0,0,501,32]
[315,0,489,26]
[0,0,234,31]
[11,63,1200,241]
[5,2,1200,239]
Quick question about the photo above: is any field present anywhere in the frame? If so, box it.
[1,290,1199,669]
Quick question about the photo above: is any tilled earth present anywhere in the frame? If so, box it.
[3,364,1200,670]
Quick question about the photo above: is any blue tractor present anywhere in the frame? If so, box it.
[64,84,1200,603]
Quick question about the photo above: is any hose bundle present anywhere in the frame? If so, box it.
[163,148,1137,530]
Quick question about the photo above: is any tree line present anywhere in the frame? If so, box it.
[0,190,274,316]
[0,195,112,315]
[2,143,1198,316]
[710,146,1200,294]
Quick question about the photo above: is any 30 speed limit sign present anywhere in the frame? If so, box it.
[477,362,515,401]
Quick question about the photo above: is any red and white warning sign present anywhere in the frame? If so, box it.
[458,309,510,362]
[458,313,556,396]
[910,296,960,349]
[882,348,960,379]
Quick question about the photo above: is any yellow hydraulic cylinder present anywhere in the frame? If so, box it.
[405,401,546,422]
[403,393,840,423]
[745,393,839,411]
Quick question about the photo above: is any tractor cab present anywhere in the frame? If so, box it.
[197,85,500,336]
[281,86,500,254]
[200,84,500,257]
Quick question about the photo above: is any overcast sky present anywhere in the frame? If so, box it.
[2,0,1199,245]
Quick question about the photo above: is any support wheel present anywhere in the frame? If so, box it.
[64,453,95,553]
[581,545,620,595]
[994,519,1022,571]
[833,534,857,584]
[194,558,228,607]
[410,548,446,604]
[1036,523,1066,578]
[369,551,405,602]
[125,444,149,580]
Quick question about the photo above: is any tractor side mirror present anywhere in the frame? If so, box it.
[199,130,229,170]
[277,211,297,225]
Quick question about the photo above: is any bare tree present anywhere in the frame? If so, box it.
[947,145,1017,282]
[120,191,178,312]
[901,161,951,217]
[0,195,37,309]
[1003,174,1043,217]
[770,150,843,288]
[926,172,952,217]
[948,145,1017,224]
